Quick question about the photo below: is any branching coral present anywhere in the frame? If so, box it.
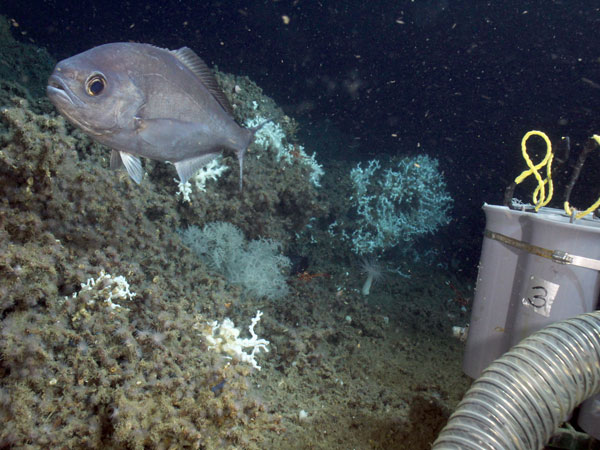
[349,155,453,255]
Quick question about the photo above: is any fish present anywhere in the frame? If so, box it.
[47,42,258,188]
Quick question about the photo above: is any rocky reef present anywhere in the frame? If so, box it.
[0,16,471,449]
[0,15,325,447]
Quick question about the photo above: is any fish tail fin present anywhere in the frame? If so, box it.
[237,120,272,191]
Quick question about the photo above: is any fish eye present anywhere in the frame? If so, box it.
[85,73,106,96]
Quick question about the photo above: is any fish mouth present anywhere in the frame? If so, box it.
[46,74,84,108]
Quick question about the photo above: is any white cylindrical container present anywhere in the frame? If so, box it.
[462,204,600,438]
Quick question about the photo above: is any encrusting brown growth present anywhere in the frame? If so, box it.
[0,30,322,445]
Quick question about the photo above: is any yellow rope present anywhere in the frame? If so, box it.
[564,134,600,219]
[514,130,554,211]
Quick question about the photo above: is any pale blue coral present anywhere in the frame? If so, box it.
[349,154,453,255]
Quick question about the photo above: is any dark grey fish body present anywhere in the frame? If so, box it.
[47,42,253,186]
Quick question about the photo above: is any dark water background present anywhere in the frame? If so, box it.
[2,0,599,275]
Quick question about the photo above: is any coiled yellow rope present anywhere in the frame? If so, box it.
[564,134,600,219]
[514,130,554,211]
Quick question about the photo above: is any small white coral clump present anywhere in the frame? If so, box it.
[175,158,229,202]
[245,117,286,152]
[70,270,136,310]
[203,311,270,370]
[245,115,324,187]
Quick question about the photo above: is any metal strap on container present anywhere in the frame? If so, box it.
[484,229,600,272]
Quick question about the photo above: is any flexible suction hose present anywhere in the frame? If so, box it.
[433,311,600,450]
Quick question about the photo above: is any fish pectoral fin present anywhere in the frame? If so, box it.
[119,152,144,184]
[110,150,123,170]
[174,153,219,185]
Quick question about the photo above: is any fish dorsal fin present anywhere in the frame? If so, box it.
[172,47,234,115]
[174,153,220,185]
